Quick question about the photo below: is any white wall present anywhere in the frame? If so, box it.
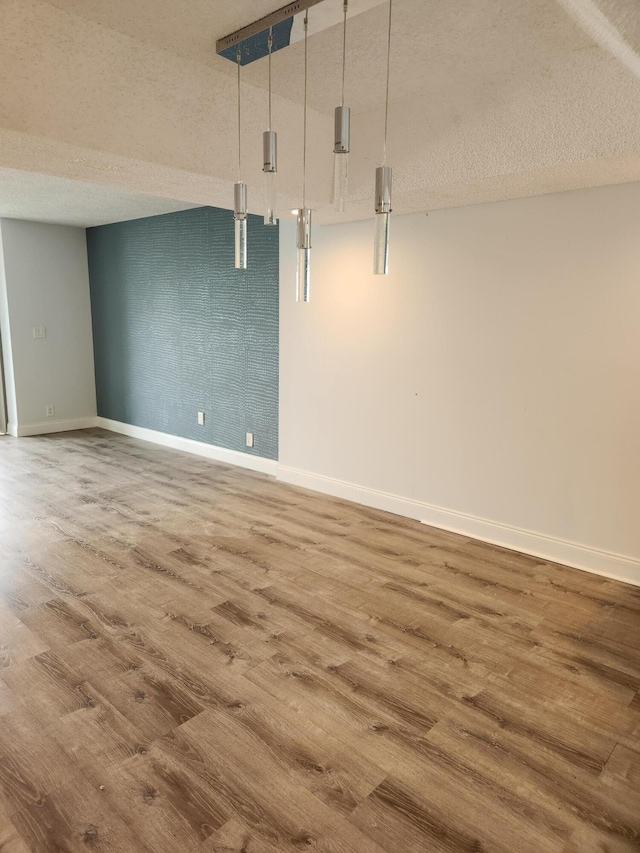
[279,182,640,585]
[0,219,97,435]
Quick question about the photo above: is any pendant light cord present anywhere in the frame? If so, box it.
[382,0,393,166]
[341,0,348,107]
[268,28,273,132]
[236,49,242,181]
[302,11,309,208]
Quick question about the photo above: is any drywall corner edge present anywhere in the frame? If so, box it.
[276,464,640,588]
[0,221,18,428]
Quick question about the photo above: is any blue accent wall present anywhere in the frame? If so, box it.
[87,206,279,460]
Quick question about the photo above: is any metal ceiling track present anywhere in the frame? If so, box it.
[216,0,326,65]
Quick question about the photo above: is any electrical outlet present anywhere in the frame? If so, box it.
[33,326,47,339]
[45,405,55,418]
[245,432,254,448]
[198,411,205,426]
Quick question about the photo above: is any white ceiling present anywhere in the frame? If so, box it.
[0,167,196,227]
[0,0,638,226]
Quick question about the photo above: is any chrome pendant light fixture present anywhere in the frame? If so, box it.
[296,11,312,303]
[234,49,248,269]
[218,0,394,279]
[374,0,393,275]
[263,28,278,226]
[333,0,350,213]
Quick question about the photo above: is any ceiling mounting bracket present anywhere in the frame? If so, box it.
[216,0,326,65]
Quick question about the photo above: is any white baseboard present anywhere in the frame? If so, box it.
[12,415,638,587]
[8,417,99,437]
[96,417,278,476]
[276,464,640,588]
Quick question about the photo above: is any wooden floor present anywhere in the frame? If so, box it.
[0,430,639,852]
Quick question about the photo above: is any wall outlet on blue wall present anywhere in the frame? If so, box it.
[198,411,205,426]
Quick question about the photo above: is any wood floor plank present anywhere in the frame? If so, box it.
[0,709,79,815]
[12,596,105,651]
[599,742,640,789]
[8,771,152,853]
[184,701,387,817]
[91,665,204,741]
[562,827,640,852]
[1,649,96,726]
[424,714,640,849]
[175,709,390,853]
[350,773,563,853]
[0,681,19,717]
[59,635,144,681]
[79,750,228,852]
[494,655,640,749]
[0,800,29,853]
[199,817,280,852]
[51,680,149,768]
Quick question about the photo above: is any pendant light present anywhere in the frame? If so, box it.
[296,11,312,302]
[263,28,278,226]
[234,49,248,269]
[374,0,393,275]
[333,0,350,213]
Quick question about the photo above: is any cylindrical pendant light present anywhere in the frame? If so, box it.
[296,207,312,303]
[234,49,248,269]
[263,28,278,226]
[296,11,311,302]
[234,182,248,269]
[374,165,392,276]
[373,0,393,275]
[333,1,350,213]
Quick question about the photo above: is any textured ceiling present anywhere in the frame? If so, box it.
[0,0,638,226]
[0,166,196,226]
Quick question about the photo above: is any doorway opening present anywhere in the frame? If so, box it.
[0,331,7,436]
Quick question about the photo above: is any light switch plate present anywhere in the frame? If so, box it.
[33,326,47,339]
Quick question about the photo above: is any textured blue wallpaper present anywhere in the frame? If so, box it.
[87,206,279,460]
